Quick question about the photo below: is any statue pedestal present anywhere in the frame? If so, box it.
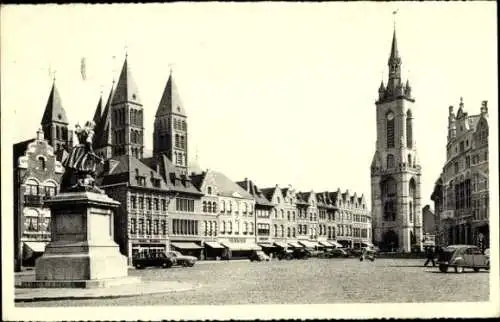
[22,191,139,288]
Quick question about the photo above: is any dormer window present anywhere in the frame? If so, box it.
[207,187,212,195]
[38,156,46,170]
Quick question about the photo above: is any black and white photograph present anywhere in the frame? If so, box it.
[1,2,498,320]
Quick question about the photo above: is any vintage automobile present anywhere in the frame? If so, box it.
[165,251,197,267]
[276,249,294,260]
[291,248,310,260]
[437,245,490,273]
[249,250,270,262]
[325,248,350,258]
[132,252,174,269]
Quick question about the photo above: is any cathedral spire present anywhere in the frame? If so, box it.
[156,69,186,117]
[112,56,142,106]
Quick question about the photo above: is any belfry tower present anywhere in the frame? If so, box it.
[153,69,188,174]
[370,26,423,253]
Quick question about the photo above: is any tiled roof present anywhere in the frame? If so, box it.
[156,73,186,117]
[236,179,274,206]
[209,171,253,199]
[153,154,202,195]
[41,82,68,125]
[259,187,276,202]
[190,172,207,190]
[97,154,168,190]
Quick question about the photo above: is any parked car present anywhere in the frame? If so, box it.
[132,252,174,269]
[484,248,490,259]
[276,249,294,260]
[327,248,350,258]
[304,248,324,258]
[437,245,490,273]
[165,251,197,267]
[249,250,270,262]
[292,248,310,259]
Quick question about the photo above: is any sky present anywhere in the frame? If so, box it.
[1,2,497,209]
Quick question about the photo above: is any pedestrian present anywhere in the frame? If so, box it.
[423,246,436,267]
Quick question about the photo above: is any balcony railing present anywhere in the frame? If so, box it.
[24,195,44,206]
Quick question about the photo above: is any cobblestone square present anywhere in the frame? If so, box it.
[16,258,489,307]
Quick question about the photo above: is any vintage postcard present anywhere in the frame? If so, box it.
[1,2,498,321]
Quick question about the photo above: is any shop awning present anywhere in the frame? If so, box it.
[319,241,334,247]
[204,241,225,249]
[171,242,202,250]
[288,241,304,248]
[274,241,289,249]
[258,243,277,249]
[299,240,320,248]
[24,241,47,253]
[220,242,261,251]
[329,241,343,248]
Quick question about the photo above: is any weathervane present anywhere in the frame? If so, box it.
[392,9,399,28]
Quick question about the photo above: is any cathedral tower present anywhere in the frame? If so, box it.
[370,27,423,253]
[109,56,144,159]
[40,80,73,160]
[153,69,188,174]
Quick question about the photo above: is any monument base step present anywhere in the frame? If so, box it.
[18,276,141,289]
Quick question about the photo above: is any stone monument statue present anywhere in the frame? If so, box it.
[23,120,138,288]
[61,120,103,193]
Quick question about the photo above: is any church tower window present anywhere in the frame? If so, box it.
[406,110,413,148]
[386,112,395,148]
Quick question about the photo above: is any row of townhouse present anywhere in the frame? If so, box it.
[12,55,371,269]
[430,98,490,250]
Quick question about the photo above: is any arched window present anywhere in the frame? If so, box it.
[406,109,413,148]
[212,202,217,213]
[280,209,284,218]
[408,154,412,167]
[273,209,277,218]
[293,227,296,237]
[409,201,413,222]
[38,156,46,170]
[221,200,226,211]
[274,224,278,237]
[280,225,284,237]
[386,111,395,148]
[175,134,179,148]
[387,154,395,168]
[25,178,39,195]
[244,222,248,233]
[222,221,226,233]
[287,227,291,237]
[287,211,290,221]
[202,201,207,212]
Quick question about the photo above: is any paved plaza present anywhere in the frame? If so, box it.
[16,257,489,307]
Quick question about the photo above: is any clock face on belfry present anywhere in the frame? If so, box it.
[387,112,394,120]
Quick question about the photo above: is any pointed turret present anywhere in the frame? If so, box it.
[40,81,72,155]
[112,57,141,106]
[41,81,68,125]
[93,84,115,159]
[156,71,186,117]
[405,79,412,97]
[92,95,103,128]
[388,29,401,66]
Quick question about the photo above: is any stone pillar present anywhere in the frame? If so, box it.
[25,191,139,288]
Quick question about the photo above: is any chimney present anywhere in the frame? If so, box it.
[481,100,488,115]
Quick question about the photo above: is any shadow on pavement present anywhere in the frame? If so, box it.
[385,265,431,268]
[427,271,490,274]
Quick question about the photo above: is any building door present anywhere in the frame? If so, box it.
[382,230,398,251]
